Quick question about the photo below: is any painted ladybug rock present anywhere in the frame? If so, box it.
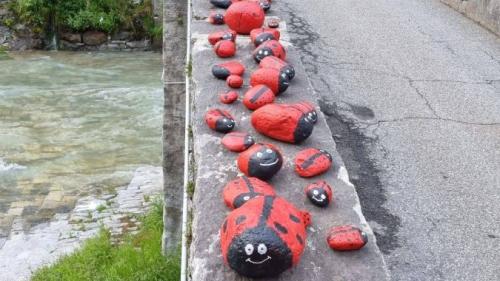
[305,180,333,207]
[253,40,286,63]
[327,225,368,251]
[237,143,283,180]
[222,176,275,209]
[250,68,289,95]
[220,196,311,278]
[226,75,243,88]
[225,1,265,34]
[248,0,271,12]
[251,102,317,143]
[210,0,239,9]
[243,85,275,110]
[259,56,295,80]
[208,11,225,25]
[219,90,239,104]
[214,40,236,58]
[267,18,280,28]
[208,30,237,45]
[250,28,280,46]
[205,109,236,133]
[295,148,332,177]
[221,132,255,152]
[212,61,245,79]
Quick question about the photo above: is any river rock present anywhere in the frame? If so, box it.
[82,31,107,46]
[60,32,81,43]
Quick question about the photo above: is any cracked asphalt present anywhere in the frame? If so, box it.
[277,0,500,280]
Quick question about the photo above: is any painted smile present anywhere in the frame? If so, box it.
[312,195,325,202]
[260,158,279,166]
[246,256,271,265]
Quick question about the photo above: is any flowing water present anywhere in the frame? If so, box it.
[0,51,163,237]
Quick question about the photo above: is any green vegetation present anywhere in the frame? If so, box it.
[31,200,181,281]
[0,46,10,60]
[10,0,161,37]
[96,204,106,213]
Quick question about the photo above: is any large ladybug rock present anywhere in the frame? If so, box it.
[295,148,332,177]
[210,0,239,9]
[250,68,289,95]
[220,196,310,278]
[243,85,275,110]
[214,40,236,58]
[250,28,280,46]
[305,180,333,208]
[259,56,295,80]
[327,225,368,251]
[223,176,275,209]
[212,61,245,79]
[221,132,255,152]
[253,40,286,63]
[219,90,239,104]
[205,109,236,133]
[237,143,283,180]
[225,1,265,34]
[208,11,225,25]
[208,30,237,45]
[251,102,317,143]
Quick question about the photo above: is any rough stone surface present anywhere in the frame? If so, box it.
[60,32,82,43]
[441,0,500,36]
[188,1,389,279]
[82,31,108,46]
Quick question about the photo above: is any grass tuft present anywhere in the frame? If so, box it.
[31,200,181,281]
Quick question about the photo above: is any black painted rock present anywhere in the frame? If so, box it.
[212,61,245,79]
[305,180,333,208]
[253,40,286,63]
[205,108,236,133]
[237,143,283,180]
[208,11,225,25]
[250,27,280,46]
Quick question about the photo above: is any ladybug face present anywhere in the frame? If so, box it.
[250,68,290,95]
[208,30,237,45]
[205,109,236,133]
[305,181,333,207]
[250,28,280,46]
[208,12,225,25]
[237,143,283,180]
[253,40,286,63]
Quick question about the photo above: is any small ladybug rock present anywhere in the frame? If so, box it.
[214,40,236,58]
[327,225,368,251]
[221,132,255,152]
[223,176,275,209]
[305,180,333,207]
[259,56,295,80]
[295,148,332,177]
[250,28,280,46]
[212,61,245,79]
[243,85,275,110]
[208,11,225,25]
[219,90,238,104]
[226,75,243,88]
[210,0,239,9]
[205,109,236,133]
[248,0,271,12]
[250,68,289,95]
[251,102,317,143]
[220,196,310,278]
[208,30,237,45]
[267,18,280,28]
[253,40,286,63]
[237,143,283,180]
[225,1,265,34]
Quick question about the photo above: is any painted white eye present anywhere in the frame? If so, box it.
[243,196,250,201]
[266,149,273,154]
[257,152,263,158]
[257,244,267,255]
[245,244,254,255]
[321,194,326,199]
[264,50,269,55]
[313,190,319,195]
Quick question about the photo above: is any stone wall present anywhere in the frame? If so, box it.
[59,31,152,51]
[441,0,500,35]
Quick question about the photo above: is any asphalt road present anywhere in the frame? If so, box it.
[277,1,500,280]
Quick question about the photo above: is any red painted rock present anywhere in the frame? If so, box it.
[248,0,271,12]
[237,143,283,180]
[226,75,244,88]
[251,102,317,143]
[327,225,368,251]
[208,30,237,45]
[250,28,280,46]
[210,0,240,9]
[223,176,275,209]
[243,85,275,110]
[225,1,265,34]
[205,109,236,133]
[212,61,245,79]
[250,68,289,95]
[208,11,225,25]
[259,56,295,80]
[221,132,255,152]
[220,196,310,278]
[267,18,280,28]
[305,180,333,207]
[219,90,239,104]
[253,40,286,63]
[294,148,332,177]
[214,40,236,58]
